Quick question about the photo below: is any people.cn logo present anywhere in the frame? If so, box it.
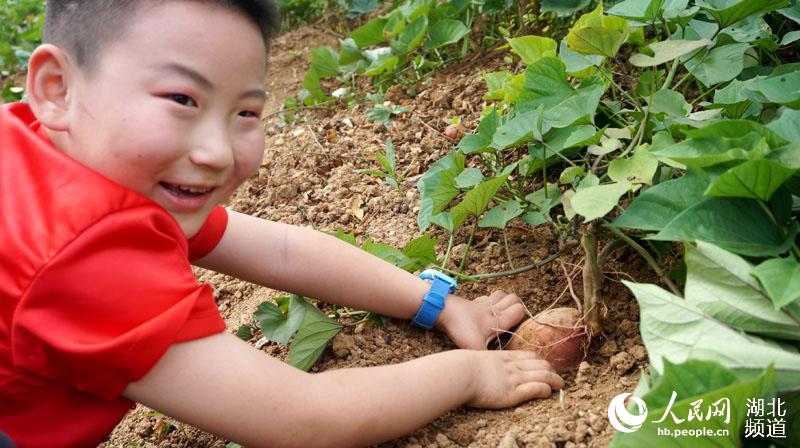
[608,393,649,433]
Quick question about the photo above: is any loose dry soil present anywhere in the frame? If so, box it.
[102,25,658,448]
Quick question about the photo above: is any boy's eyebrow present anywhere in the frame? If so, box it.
[151,62,267,101]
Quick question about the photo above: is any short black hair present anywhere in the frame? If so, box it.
[43,0,280,74]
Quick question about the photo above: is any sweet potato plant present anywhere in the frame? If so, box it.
[407,0,799,445]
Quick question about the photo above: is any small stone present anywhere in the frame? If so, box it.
[435,432,453,447]
[629,344,647,361]
[575,361,593,384]
[610,351,635,374]
[475,419,488,428]
[331,332,355,358]
[619,319,638,337]
[598,339,618,357]
[574,422,589,442]
[498,430,520,448]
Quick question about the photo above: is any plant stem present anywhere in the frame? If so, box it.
[503,228,515,269]
[605,224,682,296]
[757,200,800,259]
[440,232,456,269]
[438,252,562,281]
[581,227,602,336]
[458,220,479,273]
[661,58,681,90]
[596,64,642,111]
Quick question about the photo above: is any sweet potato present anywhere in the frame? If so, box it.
[507,307,588,372]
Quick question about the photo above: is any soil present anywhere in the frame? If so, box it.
[101,24,659,448]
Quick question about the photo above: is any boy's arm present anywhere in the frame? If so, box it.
[123,332,563,448]
[195,210,526,349]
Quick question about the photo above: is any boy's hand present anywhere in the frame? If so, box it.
[466,350,564,408]
[437,290,527,350]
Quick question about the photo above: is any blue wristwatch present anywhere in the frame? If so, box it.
[412,269,457,329]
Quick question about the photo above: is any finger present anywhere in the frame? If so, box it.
[488,290,507,303]
[523,369,565,390]
[515,382,552,400]
[493,292,522,311]
[516,358,557,373]
[495,302,527,331]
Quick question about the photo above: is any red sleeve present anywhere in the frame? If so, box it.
[187,206,228,261]
[11,206,226,400]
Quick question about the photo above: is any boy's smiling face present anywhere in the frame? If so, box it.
[53,1,268,237]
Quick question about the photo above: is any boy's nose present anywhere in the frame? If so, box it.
[189,128,235,171]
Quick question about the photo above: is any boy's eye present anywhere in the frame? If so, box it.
[168,94,197,107]
[238,110,260,118]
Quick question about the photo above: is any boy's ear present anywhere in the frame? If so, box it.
[26,44,75,131]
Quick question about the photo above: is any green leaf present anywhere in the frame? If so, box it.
[705,159,797,201]
[391,15,428,54]
[424,19,469,50]
[363,48,398,77]
[567,26,628,58]
[650,89,691,117]
[571,182,635,221]
[607,0,666,22]
[507,35,558,65]
[744,70,800,109]
[303,69,326,103]
[525,183,563,216]
[450,175,510,229]
[288,299,344,371]
[780,1,800,23]
[254,295,307,345]
[401,234,438,271]
[517,57,573,112]
[768,108,800,142]
[380,138,396,173]
[311,47,340,78]
[521,211,548,226]
[542,77,605,128]
[479,201,523,228]
[752,257,800,310]
[696,0,789,28]
[630,39,711,67]
[613,169,710,231]
[351,18,388,48]
[458,108,500,153]
[685,242,800,340]
[332,230,358,245]
[768,140,800,169]
[417,150,465,231]
[545,124,599,151]
[684,119,788,148]
[235,324,253,341]
[651,197,799,257]
[558,39,603,77]
[490,109,547,150]
[455,167,484,189]
[559,165,585,184]
[541,0,592,16]
[362,238,417,270]
[612,359,774,447]
[684,43,750,87]
[430,211,456,232]
[624,280,800,392]
[483,71,513,101]
[608,150,659,184]
[651,120,782,167]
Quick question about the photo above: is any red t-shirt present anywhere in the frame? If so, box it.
[0,103,229,447]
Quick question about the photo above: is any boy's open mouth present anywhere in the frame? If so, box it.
[160,182,214,197]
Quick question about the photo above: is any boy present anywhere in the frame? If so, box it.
[0,1,564,446]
